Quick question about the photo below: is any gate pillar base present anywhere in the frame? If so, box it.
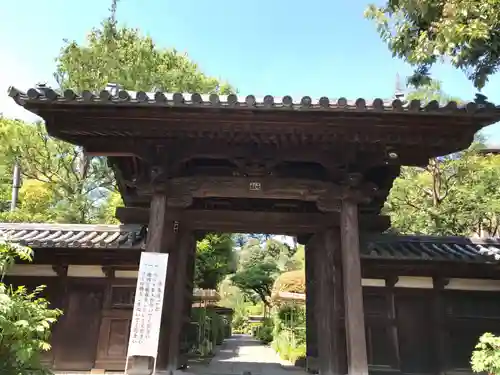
[306,356,319,374]
[126,356,152,375]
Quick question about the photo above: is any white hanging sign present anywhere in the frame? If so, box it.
[126,252,169,359]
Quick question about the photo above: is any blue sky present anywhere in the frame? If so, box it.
[1,0,499,143]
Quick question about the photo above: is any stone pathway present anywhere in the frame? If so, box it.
[54,335,308,375]
[188,334,308,375]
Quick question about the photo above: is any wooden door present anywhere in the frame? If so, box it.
[53,282,104,370]
[95,309,132,370]
[395,290,434,375]
[95,284,134,370]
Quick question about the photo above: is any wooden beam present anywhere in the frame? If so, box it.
[115,207,391,233]
[146,176,338,203]
[340,199,368,375]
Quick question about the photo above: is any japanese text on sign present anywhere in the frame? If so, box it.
[126,252,169,358]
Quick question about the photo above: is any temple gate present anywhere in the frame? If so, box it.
[8,86,500,375]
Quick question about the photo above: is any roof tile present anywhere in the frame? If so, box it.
[1,223,499,264]
[8,86,499,115]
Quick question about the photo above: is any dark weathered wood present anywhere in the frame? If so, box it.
[305,239,318,372]
[127,192,169,375]
[180,239,197,366]
[53,282,104,370]
[315,230,342,375]
[50,267,68,369]
[340,199,369,375]
[95,308,132,370]
[385,276,401,369]
[432,277,449,374]
[163,230,194,372]
[116,207,391,233]
[145,193,167,253]
[148,176,340,203]
[396,290,434,373]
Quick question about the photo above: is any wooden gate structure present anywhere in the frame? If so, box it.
[8,86,500,375]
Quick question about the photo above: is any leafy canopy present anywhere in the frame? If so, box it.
[0,117,115,223]
[55,20,234,94]
[385,80,500,236]
[231,238,299,307]
[386,148,500,236]
[365,0,500,89]
[195,233,235,290]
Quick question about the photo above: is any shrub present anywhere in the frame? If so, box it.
[0,239,62,375]
[472,333,500,375]
[256,318,274,344]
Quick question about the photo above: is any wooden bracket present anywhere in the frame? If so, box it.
[52,264,68,277]
[433,277,450,290]
[385,276,399,288]
[102,266,115,278]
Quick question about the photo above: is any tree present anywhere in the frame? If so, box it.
[194,233,235,290]
[405,80,461,105]
[0,240,61,375]
[230,238,296,307]
[231,262,278,308]
[386,149,500,236]
[385,80,500,236]
[1,0,236,225]
[365,0,500,89]
[54,9,233,94]
[0,118,114,223]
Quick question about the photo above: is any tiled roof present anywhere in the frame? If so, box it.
[362,235,500,263]
[8,86,499,115]
[0,223,146,249]
[1,223,499,264]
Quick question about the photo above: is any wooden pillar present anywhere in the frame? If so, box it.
[340,199,369,375]
[432,277,449,375]
[305,235,318,373]
[315,230,342,375]
[51,265,69,370]
[385,276,401,370]
[179,237,197,367]
[128,193,170,375]
[161,229,195,373]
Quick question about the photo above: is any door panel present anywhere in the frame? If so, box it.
[54,283,103,370]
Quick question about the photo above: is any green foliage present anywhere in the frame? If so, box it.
[231,262,278,307]
[96,190,123,224]
[471,333,500,375]
[0,117,115,223]
[189,307,229,355]
[195,233,235,289]
[255,318,274,344]
[0,240,61,375]
[384,81,500,236]
[365,0,500,89]
[406,80,462,105]
[0,239,33,278]
[232,237,299,306]
[272,330,306,364]
[386,148,500,236]
[55,20,234,94]
[271,305,306,363]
